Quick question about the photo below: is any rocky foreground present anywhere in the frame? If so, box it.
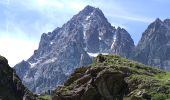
[52,54,170,100]
[0,55,36,100]
[1,54,170,100]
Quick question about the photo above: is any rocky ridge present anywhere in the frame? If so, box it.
[133,18,170,70]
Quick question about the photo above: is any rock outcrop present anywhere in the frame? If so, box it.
[52,54,170,100]
[0,55,36,100]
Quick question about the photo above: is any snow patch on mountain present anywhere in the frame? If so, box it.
[111,35,117,49]
[50,42,54,45]
[99,37,101,40]
[43,58,57,64]
[87,52,109,57]
[85,12,94,21]
[29,61,39,68]
[86,16,91,20]
[82,21,91,40]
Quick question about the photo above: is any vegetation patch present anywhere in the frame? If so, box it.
[37,95,52,100]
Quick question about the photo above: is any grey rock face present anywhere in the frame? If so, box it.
[110,27,135,57]
[14,5,134,93]
[133,18,170,70]
[14,60,30,79]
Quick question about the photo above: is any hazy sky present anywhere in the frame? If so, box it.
[0,0,170,66]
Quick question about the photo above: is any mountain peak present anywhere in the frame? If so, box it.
[83,5,96,11]
[163,18,170,22]
[74,5,104,21]
[144,18,163,34]
[150,18,163,27]
[163,18,170,26]
[155,18,162,22]
[82,5,102,13]
[117,26,121,30]
[116,27,126,32]
[78,5,97,16]
[111,26,134,57]
[115,27,130,37]
[134,18,170,70]
[14,5,132,93]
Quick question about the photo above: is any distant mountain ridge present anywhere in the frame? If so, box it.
[14,5,170,94]
[133,18,170,70]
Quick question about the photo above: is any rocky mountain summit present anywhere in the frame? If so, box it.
[133,18,170,70]
[14,5,134,93]
[0,55,36,100]
[52,54,170,100]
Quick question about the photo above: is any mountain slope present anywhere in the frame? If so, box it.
[14,5,134,93]
[0,55,36,100]
[133,18,170,70]
[52,54,170,100]
[111,27,134,57]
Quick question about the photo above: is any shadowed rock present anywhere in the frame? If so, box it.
[0,55,36,100]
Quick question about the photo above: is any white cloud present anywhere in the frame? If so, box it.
[0,35,38,67]
[68,1,86,11]
[14,0,86,13]
[0,16,40,67]
[36,0,64,9]
[107,14,154,23]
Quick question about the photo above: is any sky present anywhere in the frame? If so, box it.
[0,0,170,66]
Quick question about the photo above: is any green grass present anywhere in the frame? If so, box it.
[37,95,52,100]
[94,54,170,99]
[154,72,170,81]
[92,54,162,74]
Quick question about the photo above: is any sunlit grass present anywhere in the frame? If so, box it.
[37,95,52,100]
[154,72,170,81]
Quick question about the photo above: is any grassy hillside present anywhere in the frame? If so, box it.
[52,54,170,100]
